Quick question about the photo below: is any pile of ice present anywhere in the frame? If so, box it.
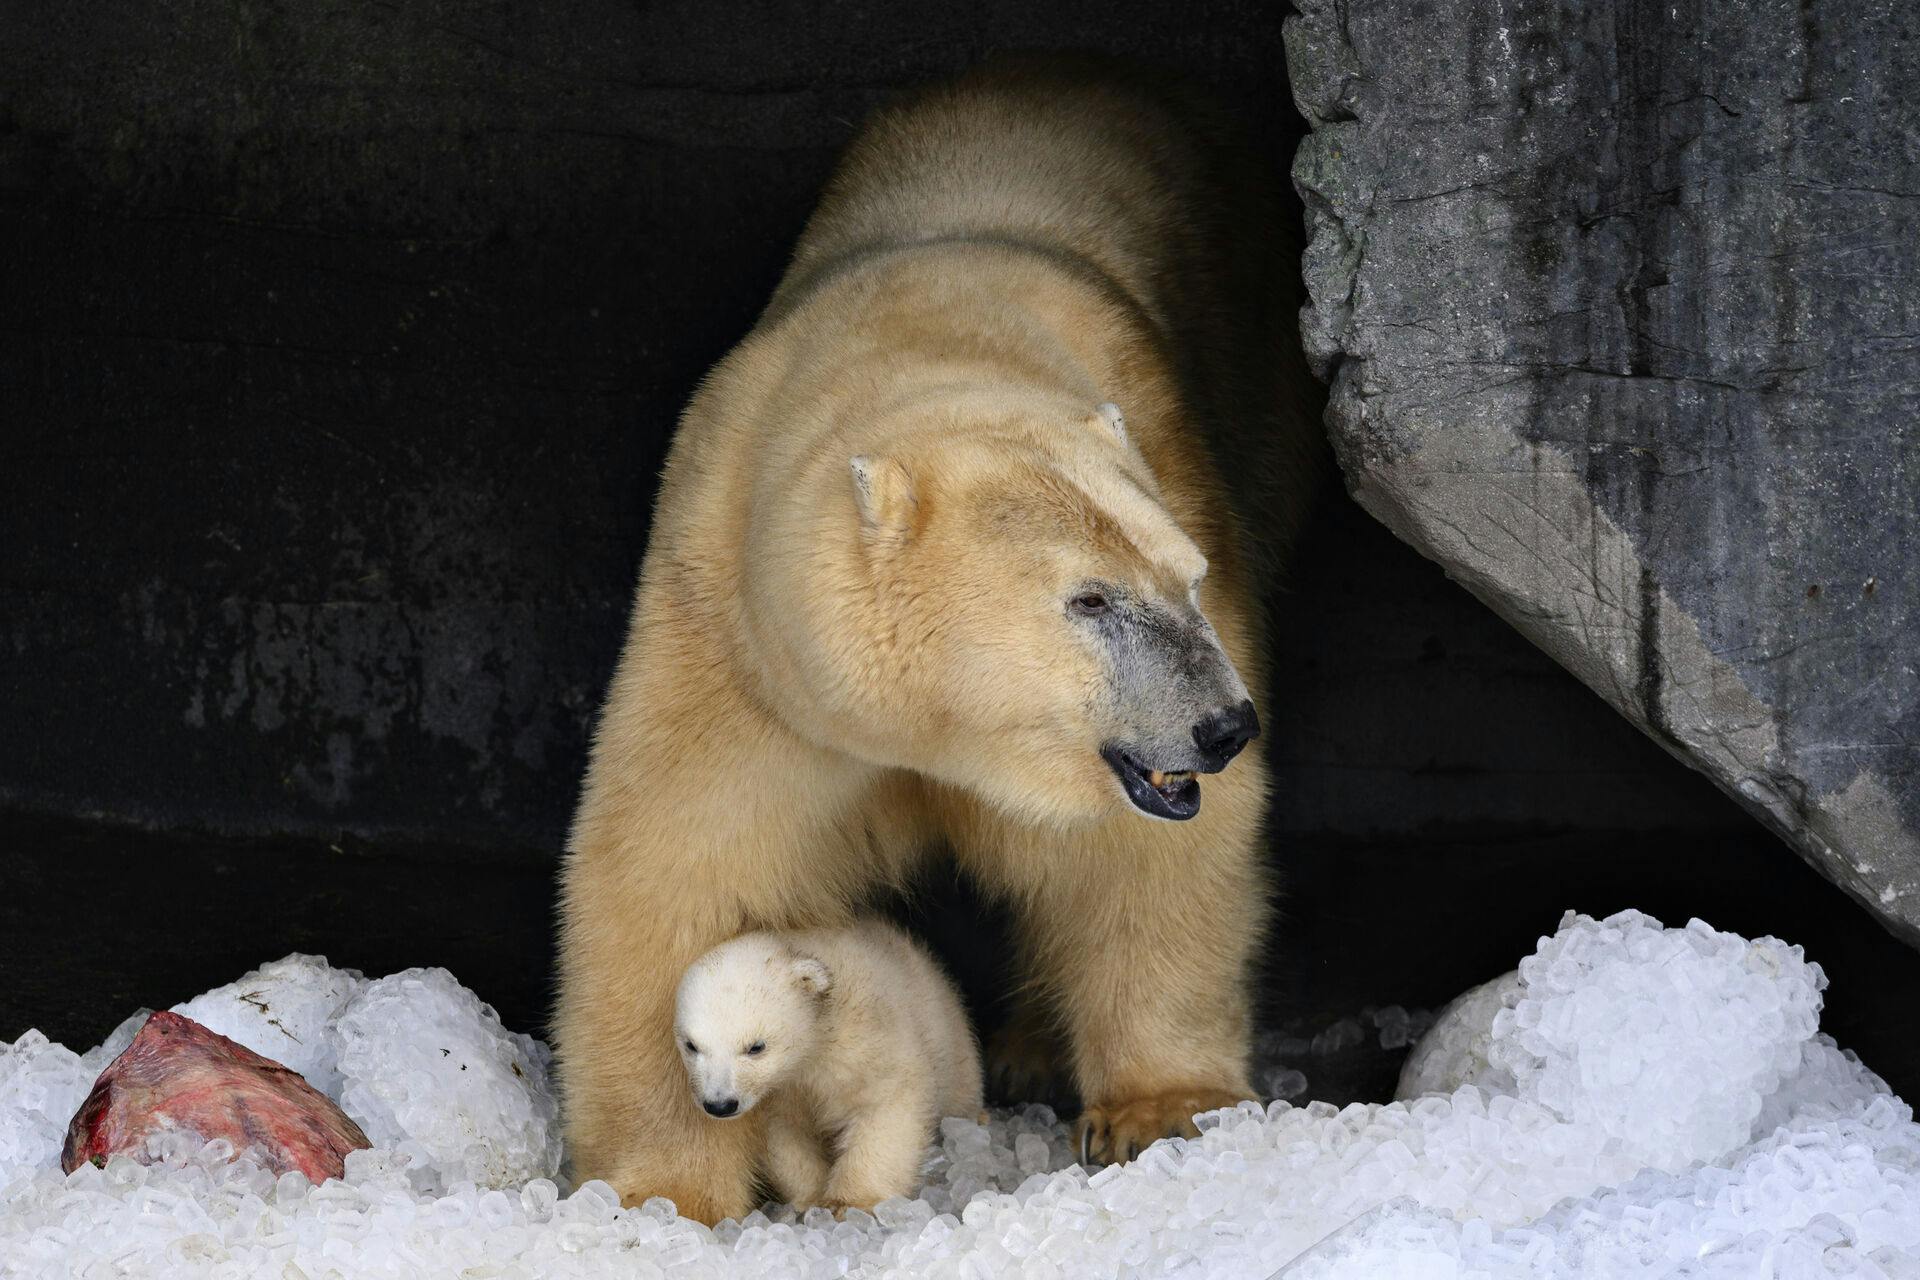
[0,957,559,1197]
[3,909,1917,1278]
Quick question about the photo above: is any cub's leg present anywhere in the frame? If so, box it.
[763,1101,830,1207]
[819,1100,935,1212]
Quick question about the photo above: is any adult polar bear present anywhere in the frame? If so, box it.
[557,58,1320,1223]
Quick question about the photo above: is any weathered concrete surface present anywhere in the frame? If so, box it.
[0,0,1303,847]
[1287,1,1920,942]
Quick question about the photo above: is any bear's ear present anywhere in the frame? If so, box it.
[791,956,832,999]
[1092,402,1127,447]
[848,455,918,537]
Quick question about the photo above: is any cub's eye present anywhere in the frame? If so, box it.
[746,1041,766,1056]
[1069,592,1110,616]
[683,1039,699,1054]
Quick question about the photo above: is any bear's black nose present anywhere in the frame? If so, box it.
[703,1098,739,1118]
[1192,699,1260,769]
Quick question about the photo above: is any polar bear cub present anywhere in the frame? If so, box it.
[674,919,983,1211]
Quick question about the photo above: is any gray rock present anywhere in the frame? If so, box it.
[1285,1,1920,942]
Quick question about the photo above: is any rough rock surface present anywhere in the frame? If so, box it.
[1286,0,1920,942]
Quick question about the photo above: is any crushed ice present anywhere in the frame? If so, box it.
[2,909,1916,1277]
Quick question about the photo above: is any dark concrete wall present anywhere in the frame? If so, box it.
[2,0,1752,852]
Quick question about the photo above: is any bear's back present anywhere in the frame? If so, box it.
[765,55,1323,582]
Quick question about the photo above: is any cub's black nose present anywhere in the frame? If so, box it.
[1192,699,1260,768]
[703,1098,739,1118]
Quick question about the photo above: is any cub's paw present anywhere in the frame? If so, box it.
[612,1181,743,1227]
[986,1018,1068,1107]
[1076,1087,1247,1165]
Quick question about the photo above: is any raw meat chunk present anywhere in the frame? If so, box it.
[60,1011,368,1182]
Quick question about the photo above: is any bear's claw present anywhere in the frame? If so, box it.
[1074,1087,1246,1167]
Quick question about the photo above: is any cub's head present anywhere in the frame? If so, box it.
[672,934,831,1120]
[755,394,1259,827]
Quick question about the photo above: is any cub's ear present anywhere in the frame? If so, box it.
[791,956,833,998]
[848,455,918,536]
[1092,402,1127,447]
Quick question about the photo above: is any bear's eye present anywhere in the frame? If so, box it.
[746,1041,766,1056]
[1069,592,1110,616]
[683,1039,699,1054]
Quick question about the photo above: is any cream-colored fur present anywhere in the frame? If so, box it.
[556,58,1318,1224]
[673,921,983,1211]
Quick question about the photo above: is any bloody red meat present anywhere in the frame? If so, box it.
[61,1010,370,1182]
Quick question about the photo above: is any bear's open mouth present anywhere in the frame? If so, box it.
[1102,747,1201,820]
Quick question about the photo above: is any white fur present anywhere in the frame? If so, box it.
[674,921,983,1210]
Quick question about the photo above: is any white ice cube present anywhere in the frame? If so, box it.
[172,953,365,1098]
[330,967,560,1191]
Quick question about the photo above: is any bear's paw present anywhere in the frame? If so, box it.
[1076,1086,1246,1165]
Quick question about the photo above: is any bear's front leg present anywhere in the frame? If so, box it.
[553,903,766,1224]
[1063,862,1257,1164]
[973,774,1267,1167]
[554,616,888,1225]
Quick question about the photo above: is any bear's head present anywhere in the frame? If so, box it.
[673,933,831,1120]
[745,391,1259,826]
